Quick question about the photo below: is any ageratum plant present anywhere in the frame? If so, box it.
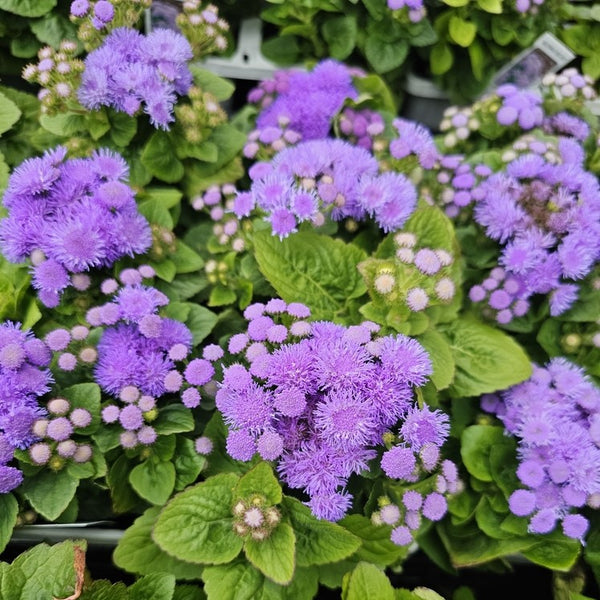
[0,1,600,598]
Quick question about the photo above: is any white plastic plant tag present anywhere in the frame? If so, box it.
[489,32,576,90]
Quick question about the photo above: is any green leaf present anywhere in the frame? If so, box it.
[129,572,176,600]
[460,425,506,482]
[437,520,534,567]
[448,16,477,47]
[2,539,87,599]
[10,34,39,58]
[202,561,263,600]
[107,454,139,514]
[0,0,56,16]
[141,131,184,183]
[190,66,235,101]
[261,35,301,66]
[79,580,129,600]
[430,43,453,75]
[165,301,218,345]
[21,469,78,521]
[364,36,409,74]
[109,110,138,147]
[173,585,207,600]
[234,462,282,505]
[441,317,532,397]
[522,538,580,571]
[0,493,18,553]
[172,240,204,274]
[39,112,86,136]
[153,472,243,564]
[174,437,206,491]
[129,459,176,506]
[341,562,395,600]
[114,506,202,579]
[154,404,195,435]
[322,15,357,60]
[253,230,366,321]
[244,523,296,584]
[208,285,237,307]
[417,329,455,390]
[282,496,361,567]
[441,0,469,5]
[476,0,502,13]
[340,515,405,567]
[490,18,514,46]
[0,92,21,135]
[468,40,486,82]
[30,13,77,48]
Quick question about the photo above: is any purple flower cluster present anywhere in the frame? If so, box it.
[191,184,245,252]
[513,0,545,13]
[78,27,193,129]
[243,115,303,162]
[425,155,491,218]
[373,454,460,547]
[0,146,151,308]
[439,106,479,150]
[471,137,600,318]
[337,107,386,153]
[495,85,544,130]
[483,358,600,541]
[389,118,440,170]
[468,266,530,324]
[70,0,115,29]
[175,1,229,58]
[29,398,93,466]
[247,70,292,111]
[392,232,457,309]
[387,0,426,22]
[90,282,194,398]
[212,298,433,521]
[253,60,359,141]
[541,68,596,103]
[236,139,417,237]
[22,42,84,115]
[0,322,53,493]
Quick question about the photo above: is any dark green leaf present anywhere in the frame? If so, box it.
[154,404,195,435]
[364,36,409,73]
[0,0,56,17]
[261,35,301,66]
[0,493,18,553]
[21,469,78,521]
[461,425,506,482]
[322,16,357,60]
[129,459,176,506]
[30,13,77,48]
[174,437,206,491]
[141,131,184,183]
[340,515,405,567]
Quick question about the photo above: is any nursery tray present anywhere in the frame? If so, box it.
[10,523,123,547]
